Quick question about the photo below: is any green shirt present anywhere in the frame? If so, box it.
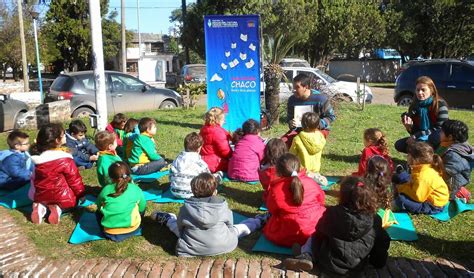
[96,152,122,187]
[96,183,146,231]
[128,133,162,165]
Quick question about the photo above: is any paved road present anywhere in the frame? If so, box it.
[196,86,396,107]
[371,87,396,105]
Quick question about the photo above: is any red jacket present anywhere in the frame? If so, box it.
[263,170,326,247]
[353,145,394,177]
[106,123,123,146]
[258,165,277,203]
[199,124,232,173]
[31,150,85,209]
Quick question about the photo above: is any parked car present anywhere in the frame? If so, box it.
[279,58,311,67]
[276,67,373,103]
[0,94,28,132]
[394,59,474,109]
[45,71,183,118]
[178,64,206,86]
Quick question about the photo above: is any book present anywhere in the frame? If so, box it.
[294,105,314,128]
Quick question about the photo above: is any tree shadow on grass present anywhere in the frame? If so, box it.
[155,119,202,130]
[219,184,262,210]
[325,153,360,164]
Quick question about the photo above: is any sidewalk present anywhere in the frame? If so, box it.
[0,207,472,277]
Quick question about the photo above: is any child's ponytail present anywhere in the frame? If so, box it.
[108,162,132,198]
[276,153,304,205]
[364,128,389,155]
[290,174,304,205]
[377,134,389,156]
[408,142,443,175]
[432,154,444,176]
[365,156,391,209]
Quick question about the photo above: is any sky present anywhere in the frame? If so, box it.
[107,0,196,35]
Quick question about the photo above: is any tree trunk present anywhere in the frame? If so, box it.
[264,64,283,126]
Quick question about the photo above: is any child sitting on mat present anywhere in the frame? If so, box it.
[96,162,146,242]
[65,119,99,169]
[438,120,473,202]
[30,123,85,225]
[128,117,167,175]
[96,131,122,187]
[394,142,449,214]
[289,112,327,185]
[153,173,265,257]
[263,153,326,247]
[200,107,233,173]
[353,128,394,177]
[170,132,222,199]
[0,130,34,190]
[122,118,140,161]
[228,119,265,182]
[106,113,127,157]
[284,176,390,275]
[258,138,288,203]
[365,155,393,210]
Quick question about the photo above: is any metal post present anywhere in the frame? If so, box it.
[88,0,107,130]
[182,0,189,64]
[17,0,29,92]
[32,18,43,103]
[137,0,141,79]
[121,0,126,73]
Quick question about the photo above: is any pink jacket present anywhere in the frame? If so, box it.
[200,124,232,173]
[228,134,265,181]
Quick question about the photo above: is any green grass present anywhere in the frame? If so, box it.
[367,82,396,88]
[3,103,473,263]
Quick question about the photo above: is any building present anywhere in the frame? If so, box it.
[126,33,177,85]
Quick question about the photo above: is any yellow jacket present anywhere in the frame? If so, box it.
[290,130,326,173]
[398,164,449,207]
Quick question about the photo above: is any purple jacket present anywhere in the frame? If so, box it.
[228,134,265,182]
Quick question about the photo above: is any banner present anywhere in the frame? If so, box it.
[204,15,261,131]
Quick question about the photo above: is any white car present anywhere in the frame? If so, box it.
[278,67,373,103]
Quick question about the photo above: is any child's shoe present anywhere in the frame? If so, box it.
[283,252,313,272]
[152,211,174,225]
[47,204,62,225]
[31,203,47,224]
[455,187,471,203]
[255,212,271,226]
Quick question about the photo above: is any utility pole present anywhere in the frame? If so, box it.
[137,0,141,78]
[121,0,126,73]
[181,0,189,64]
[88,0,107,130]
[17,0,29,92]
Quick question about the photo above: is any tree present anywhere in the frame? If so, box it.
[43,0,129,72]
[305,0,386,66]
[383,0,473,60]
[0,2,35,81]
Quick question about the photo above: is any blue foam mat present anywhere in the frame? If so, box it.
[386,212,418,241]
[152,188,185,204]
[252,234,293,255]
[232,211,247,224]
[0,183,32,209]
[143,188,162,201]
[430,199,474,222]
[222,173,259,185]
[132,170,170,182]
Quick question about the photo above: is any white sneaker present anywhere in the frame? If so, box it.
[31,203,47,224]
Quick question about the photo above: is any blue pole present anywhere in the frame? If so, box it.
[33,18,43,104]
